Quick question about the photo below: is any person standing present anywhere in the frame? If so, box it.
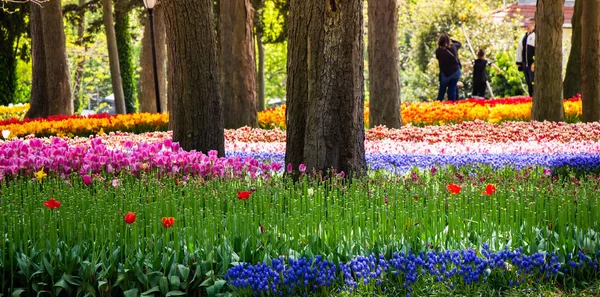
[516,17,536,96]
[436,34,462,101]
[465,49,501,98]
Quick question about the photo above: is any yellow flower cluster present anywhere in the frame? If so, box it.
[0,113,168,139]
[0,104,29,120]
[259,100,583,128]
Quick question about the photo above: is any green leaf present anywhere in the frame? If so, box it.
[170,276,181,290]
[123,288,138,297]
[42,257,54,278]
[199,278,213,288]
[140,286,160,296]
[206,280,226,297]
[177,265,190,280]
[53,279,71,296]
[62,273,81,286]
[159,276,169,295]
[165,291,186,297]
[11,289,25,297]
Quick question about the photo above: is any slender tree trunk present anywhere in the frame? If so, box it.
[581,0,600,122]
[219,0,258,128]
[285,0,367,177]
[139,4,167,113]
[164,0,225,155]
[72,0,87,113]
[26,2,49,119]
[368,0,402,128]
[532,0,564,122]
[563,0,582,99]
[102,0,126,114]
[41,0,73,116]
[257,30,266,111]
[116,8,137,113]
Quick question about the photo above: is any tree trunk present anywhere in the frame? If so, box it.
[102,0,126,114]
[367,0,402,128]
[257,30,266,111]
[285,0,367,177]
[26,2,49,119]
[116,8,137,113]
[563,0,582,99]
[164,0,225,156]
[219,0,258,128]
[72,0,87,114]
[40,0,74,116]
[139,5,167,113]
[581,0,600,122]
[532,0,564,122]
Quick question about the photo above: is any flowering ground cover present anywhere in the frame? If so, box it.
[0,97,585,139]
[258,96,583,129]
[1,120,600,296]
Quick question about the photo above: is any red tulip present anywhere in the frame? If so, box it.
[238,191,252,200]
[44,198,61,210]
[482,184,497,196]
[83,174,92,186]
[161,217,175,228]
[124,212,136,224]
[447,183,461,195]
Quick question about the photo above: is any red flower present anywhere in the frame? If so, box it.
[44,198,61,210]
[447,183,461,194]
[161,217,175,228]
[238,191,252,200]
[124,212,136,224]
[83,174,92,186]
[482,184,497,196]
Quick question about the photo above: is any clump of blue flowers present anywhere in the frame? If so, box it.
[226,245,600,296]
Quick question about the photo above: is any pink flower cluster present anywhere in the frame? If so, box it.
[0,137,283,181]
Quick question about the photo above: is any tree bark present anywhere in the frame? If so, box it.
[368,0,402,128]
[26,2,49,119]
[41,0,73,116]
[532,0,564,122]
[285,0,367,177]
[115,9,137,113]
[102,0,126,114]
[563,0,582,99]
[256,30,266,111]
[219,0,258,128]
[140,5,167,114]
[581,0,600,122]
[164,0,225,156]
[72,0,87,113]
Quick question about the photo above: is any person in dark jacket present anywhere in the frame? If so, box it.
[436,34,462,101]
[516,17,535,96]
[465,49,501,98]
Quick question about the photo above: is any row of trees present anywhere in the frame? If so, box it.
[3,0,600,175]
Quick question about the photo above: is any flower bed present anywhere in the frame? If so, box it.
[259,96,583,128]
[2,120,600,296]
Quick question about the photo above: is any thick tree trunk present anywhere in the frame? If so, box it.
[257,30,266,111]
[116,9,137,113]
[285,0,367,177]
[40,0,73,116]
[368,0,402,128]
[140,5,167,113]
[26,2,49,119]
[219,0,258,128]
[164,0,225,155]
[532,0,564,122]
[563,0,582,99]
[581,0,600,122]
[72,0,86,113]
[102,0,126,114]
